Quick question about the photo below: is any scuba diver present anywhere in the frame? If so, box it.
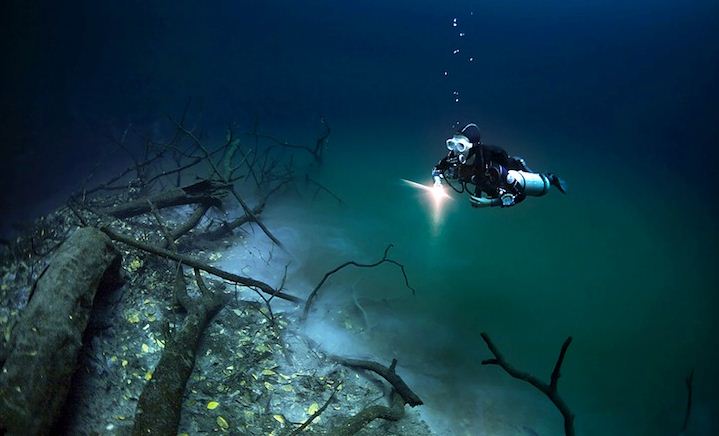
[432,123,567,207]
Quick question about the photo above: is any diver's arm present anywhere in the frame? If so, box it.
[469,195,502,208]
[432,153,453,185]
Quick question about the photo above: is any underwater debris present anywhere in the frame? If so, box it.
[0,115,433,436]
[0,227,121,435]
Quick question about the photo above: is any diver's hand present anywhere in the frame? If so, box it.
[433,175,442,187]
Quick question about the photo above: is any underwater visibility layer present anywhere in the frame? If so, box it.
[294,128,719,435]
[0,117,715,435]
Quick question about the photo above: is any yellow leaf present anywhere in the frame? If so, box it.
[216,416,229,430]
[128,258,143,272]
[272,414,285,424]
[141,343,150,353]
[126,312,140,324]
[264,381,274,390]
[261,369,276,376]
[144,371,153,381]
[207,401,220,410]
[307,402,320,416]
[282,385,294,392]
[121,359,128,367]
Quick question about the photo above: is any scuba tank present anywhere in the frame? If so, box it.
[468,168,550,208]
[506,170,551,196]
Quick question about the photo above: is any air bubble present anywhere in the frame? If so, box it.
[453,49,460,55]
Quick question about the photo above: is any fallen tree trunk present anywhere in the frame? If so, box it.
[104,180,228,219]
[131,269,228,436]
[0,228,120,436]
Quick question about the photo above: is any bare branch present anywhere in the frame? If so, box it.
[480,333,575,436]
[147,200,175,250]
[288,383,341,435]
[171,117,285,249]
[682,369,694,433]
[301,244,415,322]
[100,226,302,304]
[332,356,422,407]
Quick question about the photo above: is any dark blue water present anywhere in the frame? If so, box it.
[1,1,717,434]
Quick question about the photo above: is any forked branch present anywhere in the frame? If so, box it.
[301,244,414,322]
[480,333,575,436]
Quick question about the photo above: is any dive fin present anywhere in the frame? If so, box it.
[547,173,568,194]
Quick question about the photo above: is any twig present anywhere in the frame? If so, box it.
[171,117,285,249]
[682,369,694,433]
[250,117,330,164]
[306,174,344,205]
[480,333,575,436]
[287,383,341,435]
[301,244,415,322]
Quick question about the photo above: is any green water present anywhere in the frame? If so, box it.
[278,129,718,435]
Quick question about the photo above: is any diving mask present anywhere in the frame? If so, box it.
[446,134,473,153]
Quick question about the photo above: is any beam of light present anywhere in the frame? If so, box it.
[401,178,451,233]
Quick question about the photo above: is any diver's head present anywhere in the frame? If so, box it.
[446,134,473,163]
[460,123,481,144]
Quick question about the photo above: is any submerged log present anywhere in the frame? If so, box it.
[0,227,121,436]
[104,179,228,219]
[131,268,228,436]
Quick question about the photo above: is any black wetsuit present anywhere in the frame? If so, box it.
[434,143,530,199]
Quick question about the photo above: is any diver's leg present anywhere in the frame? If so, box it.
[545,173,568,194]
